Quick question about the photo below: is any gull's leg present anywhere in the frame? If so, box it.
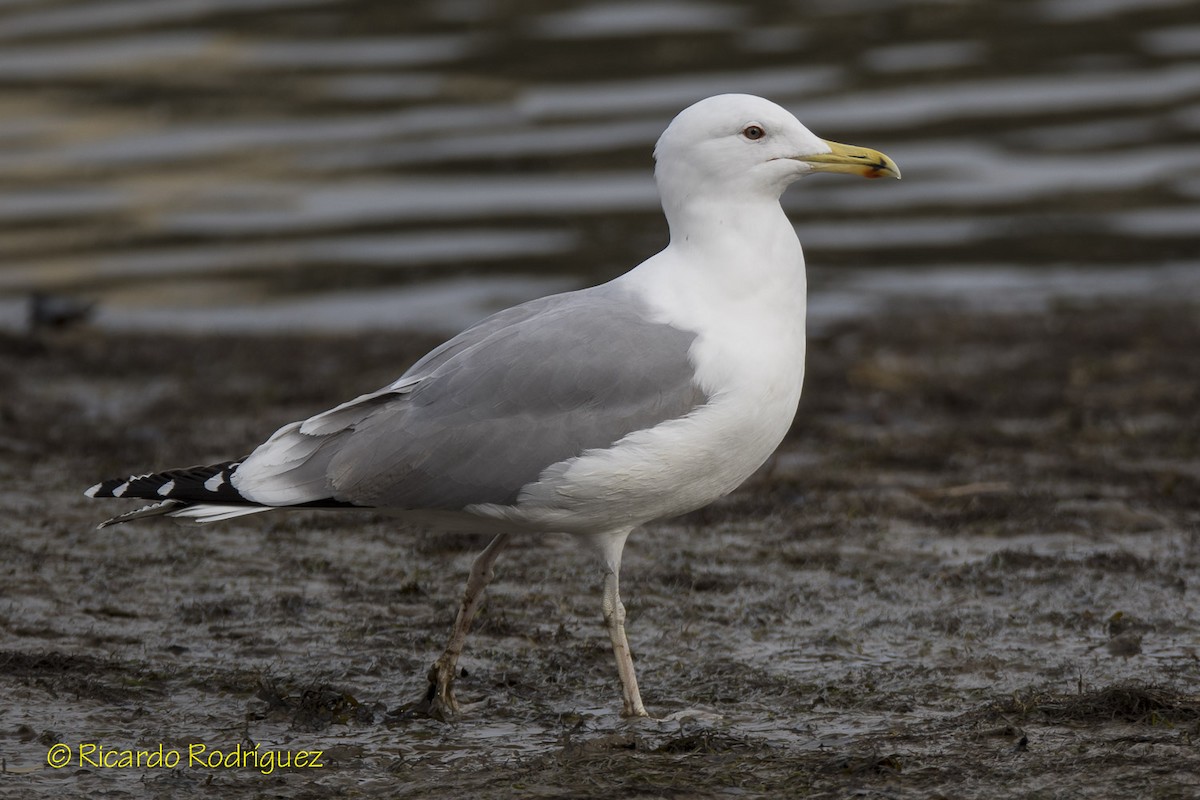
[412,532,510,720]
[598,528,648,718]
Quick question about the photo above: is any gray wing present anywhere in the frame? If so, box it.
[232,283,707,510]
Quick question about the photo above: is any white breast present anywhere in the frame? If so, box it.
[470,219,808,536]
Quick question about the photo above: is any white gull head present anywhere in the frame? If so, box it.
[653,93,901,206]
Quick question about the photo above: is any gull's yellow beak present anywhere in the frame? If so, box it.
[794,140,901,180]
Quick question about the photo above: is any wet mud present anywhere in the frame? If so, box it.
[2,295,1198,798]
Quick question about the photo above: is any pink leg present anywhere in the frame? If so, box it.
[597,527,648,717]
[603,567,648,717]
[412,532,510,719]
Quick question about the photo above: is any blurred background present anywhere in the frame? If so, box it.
[0,0,1197,335]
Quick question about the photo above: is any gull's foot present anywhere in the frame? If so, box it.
[389,691,456,723]
[386,662,463,723]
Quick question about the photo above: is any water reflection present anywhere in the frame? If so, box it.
[527,1,747,39]
[0,0,1196,333]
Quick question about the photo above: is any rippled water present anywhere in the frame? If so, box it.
[0,0,1197,333]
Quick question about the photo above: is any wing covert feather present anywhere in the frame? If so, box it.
[235,285,707,510]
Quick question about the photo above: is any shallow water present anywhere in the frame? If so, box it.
[0,0,1196,334]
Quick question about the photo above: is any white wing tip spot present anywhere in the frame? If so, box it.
[204,472,226,492]
[112,481,129,497]
[158,480,175,497]
[84,483,102,498]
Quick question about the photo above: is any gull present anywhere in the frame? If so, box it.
[86,94,898,719]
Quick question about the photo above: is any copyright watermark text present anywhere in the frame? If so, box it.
[46,742,324,775]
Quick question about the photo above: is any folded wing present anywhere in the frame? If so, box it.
[232,284,708,512]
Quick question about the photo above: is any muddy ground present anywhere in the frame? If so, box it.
[1,294,1198,798]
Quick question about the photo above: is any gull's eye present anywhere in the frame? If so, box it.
[742,124,766,141]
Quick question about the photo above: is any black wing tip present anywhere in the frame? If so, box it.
[85,462,245,504]
[86,460,359,522]
[96,499,188,528]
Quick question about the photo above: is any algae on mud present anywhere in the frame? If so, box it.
[1,297,1198,798]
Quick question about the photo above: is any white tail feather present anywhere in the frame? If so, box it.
[166,504,274,524]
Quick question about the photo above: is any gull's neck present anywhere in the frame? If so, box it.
[617,188,807,351]
[660,191,805,292]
